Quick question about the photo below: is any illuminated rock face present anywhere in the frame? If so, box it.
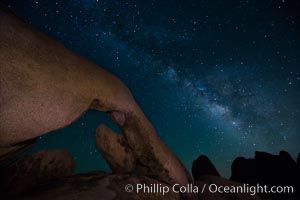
[0,7,192,189]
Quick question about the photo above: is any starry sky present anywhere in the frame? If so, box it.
[3,0,299,177]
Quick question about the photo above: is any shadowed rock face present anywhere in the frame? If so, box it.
[0,150,74,196]
[231,151,298,185]
[0,7,192,188]
[192,155,220,181]
[0,138,37,166]
[0,150,179,200]
[230,151,299,200]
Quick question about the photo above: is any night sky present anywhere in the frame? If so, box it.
[2,0,299,177]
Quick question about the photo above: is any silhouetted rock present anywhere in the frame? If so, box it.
[231,157,257,184]
[297,153,300,166]
[230,151,299,200]
[192,155,220,181]
[0,150,74,197]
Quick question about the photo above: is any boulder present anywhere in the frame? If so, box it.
[192,155,219,181]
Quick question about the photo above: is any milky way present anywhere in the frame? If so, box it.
[3,0,299,176]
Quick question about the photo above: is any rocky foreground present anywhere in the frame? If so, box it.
[1,148,299,200]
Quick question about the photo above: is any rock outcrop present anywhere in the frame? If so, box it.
[192,155,220,181]
[22,172,180,200]
[0,148,184,200]
[0,6,192,188]
[1,152,181,200]
[191,156,260,200]
[0,150,74,196]
[231,151,299,200]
